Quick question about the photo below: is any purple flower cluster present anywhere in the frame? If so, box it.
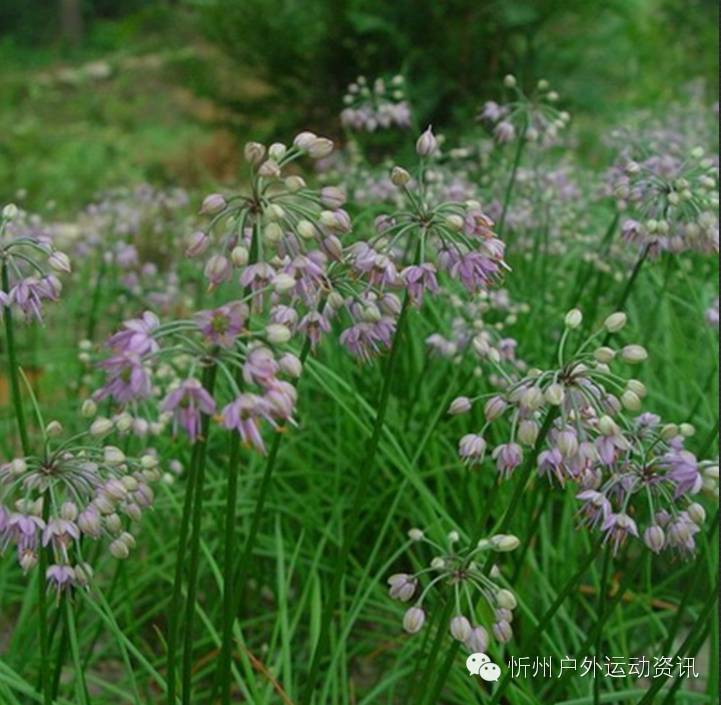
[1,204,71,322]
[340,75,412,132]
[451,308,715,555]
[478,76,570,146]
[0,429,160,593]
[608,147,719,255]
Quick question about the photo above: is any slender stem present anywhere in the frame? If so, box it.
[181,362,218,705]
[2,261,30,454]
[218,422,242,705]
[593,543,612,705]
[300,293,412,705]
[166,440,202,705]
[497,123,527,239]
[37,491,52,705]
[65,596,90,705]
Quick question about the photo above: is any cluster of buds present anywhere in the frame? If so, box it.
[425,288,528,385]
[92,306,303,454]
[345,127,508,308]
[478,76,570,146]
[611,146,719,255]
[340,75,412,132]
[451,308,715,555]
[1,204,71,322]
[0,421,160,595]
[389,529,520,651]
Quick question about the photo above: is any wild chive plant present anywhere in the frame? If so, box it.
[340,74,412,132]
[389,528,520,649]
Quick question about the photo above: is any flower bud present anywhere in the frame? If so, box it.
[484,396,507,420]
[679,423,695,437]
[272,273,296,293]
[230,246,249,267]
[465,626,488,653]
[643,525,665,553]
[264,222,284,244]
[265,203,285,222]
[109,538,130,559]
[48,251,71,274]
[603,312,627,332]
[200,194,226,215]
[185,231,210,258]
[687,503,706,524]
[503,74,517,88]
[621,390,641,411]
[308,137,334,158]
[284,175,306,192]
[493,620,513,643]
[495,589,517,610]
[450,615,472,642]
[2,203,18,220]
[293,131,317,150]
[403,607,426,634]
[103,446,126,466]
[621,345,647,363]
[598,415,619,436]
[544,383,565,406]
[416,126,437,156]
[490,534,520,552]
[45,421,63,437]
[243,141,265,165]
[408,528,424,541]
[60,501,78,521]
[279,353,302,378]
[564,308,583,329]
[320,187,346,209]
[520,386,543,411]
[448,396,472,415]
[81,399,97,418]
[297,219,316,240]
[268,142,287,161]
[204,255,231,287]
[90,417,113,437]
[660,423,679,441]
[518,419,539,446]
[390,166,411,186]
[105,513,122,534]
[445,214,464,231]
[594,347,615,364]
[627,379,646,398]
[265,324,291,344]
[10,458,27,475]
[258,160,281,178]
[115,412,133,433]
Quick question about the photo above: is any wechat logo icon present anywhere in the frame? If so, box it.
[466,652,502,682]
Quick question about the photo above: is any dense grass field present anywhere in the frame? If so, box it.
[0,13,719,705]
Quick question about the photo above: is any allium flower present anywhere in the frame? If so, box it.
[340,75,412,132]
[194,302,248,348]
[454,308,714,555]
[0,205,71,322]
[608,146,719,255]
[389,529,520,651]
[478,77,570,147]
[0,421,161,592]
[162,379,217,442]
